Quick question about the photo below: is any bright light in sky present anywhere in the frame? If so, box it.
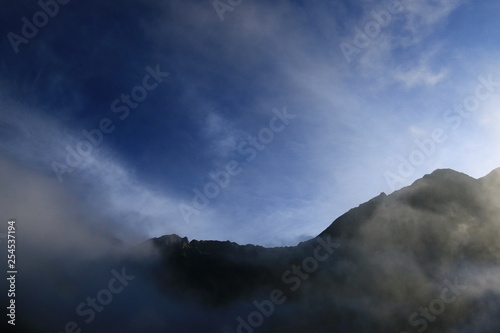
[1,0,500,246]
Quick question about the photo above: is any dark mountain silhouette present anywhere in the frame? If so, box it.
[137,168,500,332]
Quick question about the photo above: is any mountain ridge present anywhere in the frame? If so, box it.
[132,167,500,332]
[155,167,490,248]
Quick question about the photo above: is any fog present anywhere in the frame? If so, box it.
[2,155,500,332]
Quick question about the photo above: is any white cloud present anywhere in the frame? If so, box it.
[394,62,449,87]
[401,0,463,43]
[344,0,461,88]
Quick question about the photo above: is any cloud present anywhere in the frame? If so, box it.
[199,110,243,160]
[1,0,499,250]
[0,155,115,259]
[0,97,197,242]
[402,0,463,42]
[341,0,461,88]
[393,56,449,88]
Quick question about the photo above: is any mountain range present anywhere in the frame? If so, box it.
[133,168,500,332]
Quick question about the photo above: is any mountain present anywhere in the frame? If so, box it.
[137,168,500,332]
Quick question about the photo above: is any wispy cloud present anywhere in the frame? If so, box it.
[1,0,499,248]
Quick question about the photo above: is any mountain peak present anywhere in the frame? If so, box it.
[425,168,473,180]
[152,234,189,247]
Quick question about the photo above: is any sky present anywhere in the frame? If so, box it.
[1,0,500,246]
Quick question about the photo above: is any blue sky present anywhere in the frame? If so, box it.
[1,0,500,246]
